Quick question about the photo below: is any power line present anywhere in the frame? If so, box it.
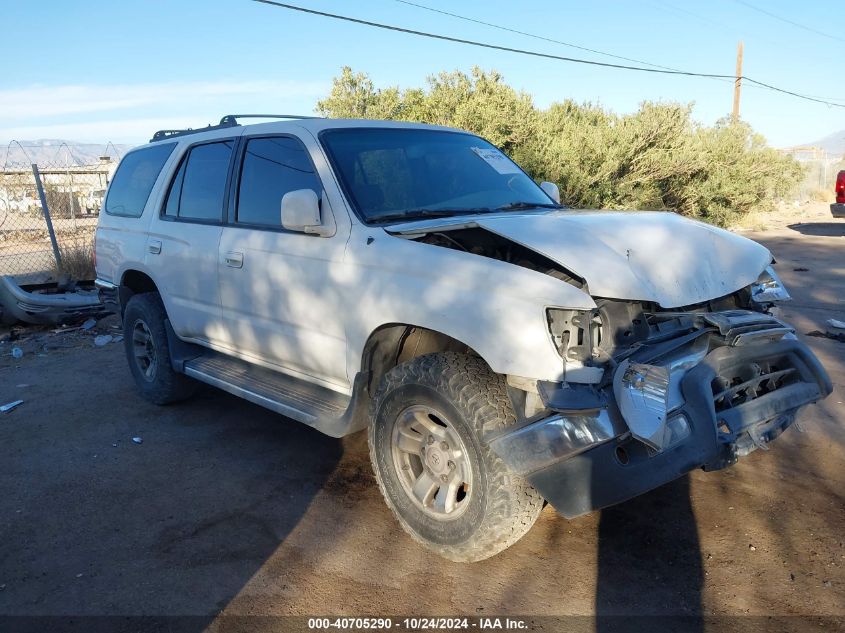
[393,0,682,73]
[650,0,845,99]
[650,0,727,30]
[655,0,845,104]
[393,0,785,99]
[251,0,845,109]
[743,76,845,107]
[733,0,844,44]
[252,0,733,78]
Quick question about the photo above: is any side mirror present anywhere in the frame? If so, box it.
[540,181,561,204]
[280,189,329,236]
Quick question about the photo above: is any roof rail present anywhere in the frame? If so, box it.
[150,114,322,143]
[150,120,237,143]
[219,114,323,125]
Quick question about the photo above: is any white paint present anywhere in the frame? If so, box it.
[388,210,772,308]
[96,118,776,401]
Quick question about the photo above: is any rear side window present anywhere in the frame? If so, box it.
[105,143,175,217]
[164,140,234,222]
[236,136,321,227]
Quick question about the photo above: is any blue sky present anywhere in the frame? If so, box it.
[1,0,842,148]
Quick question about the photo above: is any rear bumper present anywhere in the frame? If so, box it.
[95,278,120,314]
[0,275,105,325]
[490,336,831,518]
[831,203,845,218]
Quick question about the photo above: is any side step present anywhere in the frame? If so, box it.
[183,352,364,437]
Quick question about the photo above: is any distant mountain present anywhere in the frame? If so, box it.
[1,139,132,169]
[805,130,845,157]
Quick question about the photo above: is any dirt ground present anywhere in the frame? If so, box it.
[0,210,843,630]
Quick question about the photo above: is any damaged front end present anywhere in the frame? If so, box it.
[490,293,832,518]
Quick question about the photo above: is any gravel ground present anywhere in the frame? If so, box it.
[0,219,843,630]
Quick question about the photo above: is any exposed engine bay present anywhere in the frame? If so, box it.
[408,222,832,517]
[416,227,587,288]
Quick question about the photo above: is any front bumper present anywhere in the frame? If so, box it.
[831,202,845,218]
[489,317,832,518]
[0,275,106,326]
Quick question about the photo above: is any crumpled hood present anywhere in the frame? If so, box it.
[386,210,772,308]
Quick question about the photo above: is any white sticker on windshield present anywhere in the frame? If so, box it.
[471,147,521,175]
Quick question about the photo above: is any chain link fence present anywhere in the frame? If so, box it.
[780,146,845,202]
[1,142,121,284]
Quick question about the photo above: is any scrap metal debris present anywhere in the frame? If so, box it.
[132,437,143,445]
[1,400,24,413]
[808,330,845,343]
[0,276,106,326]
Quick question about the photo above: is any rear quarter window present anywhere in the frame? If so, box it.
[105,143,176,217]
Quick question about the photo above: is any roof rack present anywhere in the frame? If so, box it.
[219,114,323,125]
[150,114,323,143]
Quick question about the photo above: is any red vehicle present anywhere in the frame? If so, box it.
[833,169,845,218]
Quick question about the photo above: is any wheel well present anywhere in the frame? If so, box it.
[119,270,158,315]
[361,324,482,392]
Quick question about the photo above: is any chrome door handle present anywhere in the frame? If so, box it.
[148,239,162,255]
[224,251,244,268]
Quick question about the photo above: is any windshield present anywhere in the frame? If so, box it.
[320,128,557,223]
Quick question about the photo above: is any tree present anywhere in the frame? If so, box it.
[315,67,802,226]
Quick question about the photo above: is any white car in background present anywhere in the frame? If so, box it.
[85,189,106,214]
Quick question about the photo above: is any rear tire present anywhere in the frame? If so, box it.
[368,352,544,562]
[122,292,196,405]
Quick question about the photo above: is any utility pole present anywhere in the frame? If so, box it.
[732,41,744,123]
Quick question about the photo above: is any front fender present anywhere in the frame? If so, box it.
[343,230,595,383]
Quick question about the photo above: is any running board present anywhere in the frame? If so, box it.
[183,352,366,438]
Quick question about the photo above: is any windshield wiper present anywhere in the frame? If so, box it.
[495,201,563,211]
[371,207,492,223]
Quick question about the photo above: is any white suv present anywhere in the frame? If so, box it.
[95,115,831,561]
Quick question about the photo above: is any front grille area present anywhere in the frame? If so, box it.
[712,361,800,414]
[709,353,805,442]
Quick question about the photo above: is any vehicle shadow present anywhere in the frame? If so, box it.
[595,475,703,632]
[787,222,845,237]
[0,349,343,631]
[139,388,344,626]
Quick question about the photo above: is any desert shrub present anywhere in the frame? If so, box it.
[317,67,803,227]
[54,241,95,281]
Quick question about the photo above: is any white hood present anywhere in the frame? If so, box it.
[386,210,772,308]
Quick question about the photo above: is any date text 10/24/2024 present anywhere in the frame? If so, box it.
[307,618,529,630]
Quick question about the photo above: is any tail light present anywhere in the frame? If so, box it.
[836,170,845,204]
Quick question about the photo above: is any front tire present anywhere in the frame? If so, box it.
[122,292,196,405]
[368,352,544,562]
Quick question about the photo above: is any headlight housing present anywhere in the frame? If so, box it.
[750,265,791,304]
[546,308,598,362]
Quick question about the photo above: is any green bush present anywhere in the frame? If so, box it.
[316,67,803,227]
